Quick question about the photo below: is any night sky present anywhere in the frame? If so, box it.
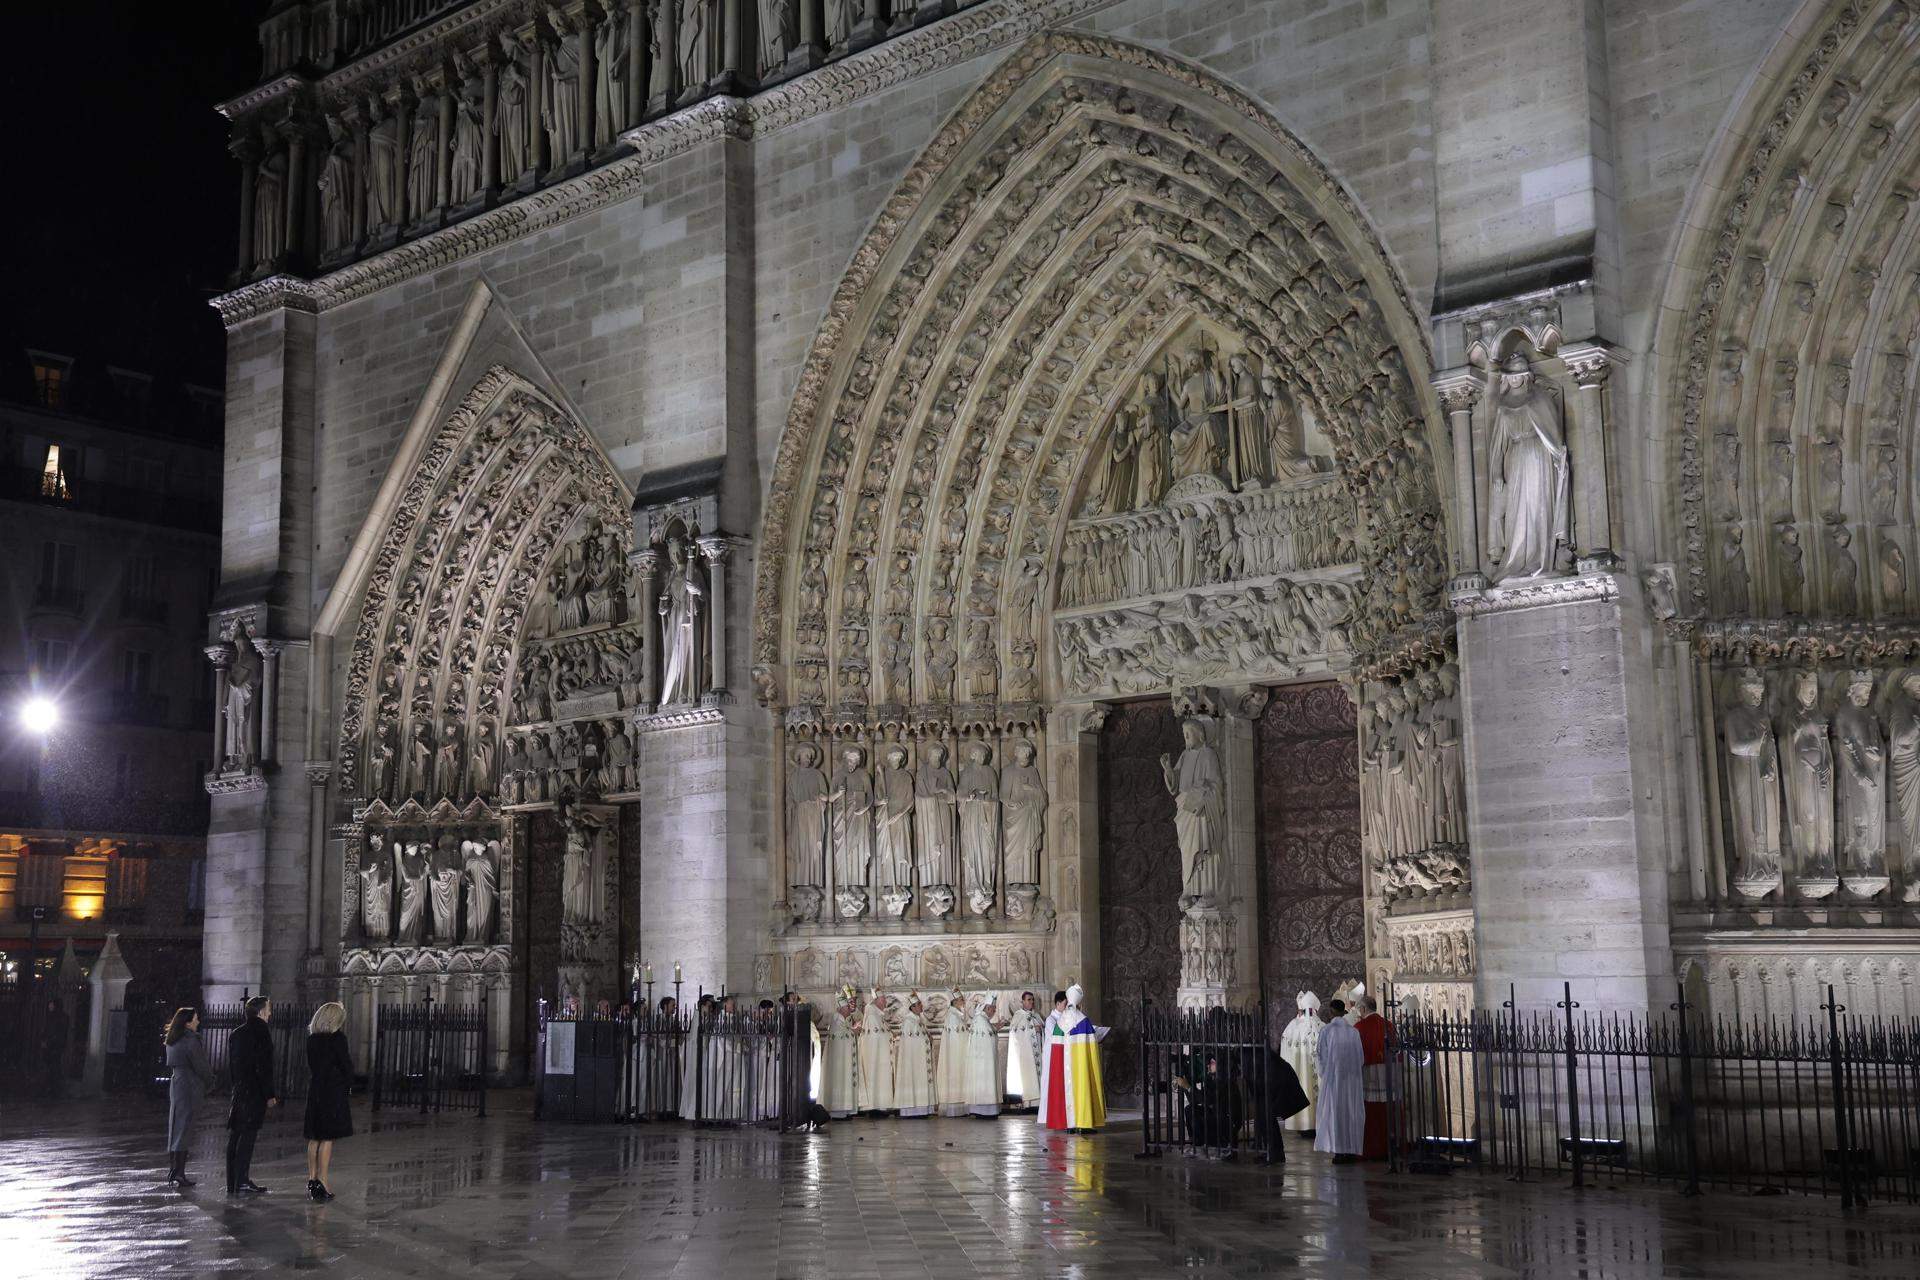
[2,3,261,396]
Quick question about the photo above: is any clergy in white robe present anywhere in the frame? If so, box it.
[894,995,934,1117]
[935,993,971,1116]
[819,1001,859,1119]
[1005,992,1044,1110]
[855,993,896,1113]
[1280,991,1322,1132]
[678,997,716,1120]
[963,995,1005,1116]
[1313,1000,1365,1159]
[635,996,683,1119]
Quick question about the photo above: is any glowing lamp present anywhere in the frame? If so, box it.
[19,697,58,734]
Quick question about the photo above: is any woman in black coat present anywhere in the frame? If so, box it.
[302,1001,354,1201]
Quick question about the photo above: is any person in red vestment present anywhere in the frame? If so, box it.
[1353,996,1393,1159]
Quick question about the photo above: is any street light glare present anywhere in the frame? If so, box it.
[20,697,59,734]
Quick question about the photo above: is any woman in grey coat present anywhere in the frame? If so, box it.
[164,1007,214,1186]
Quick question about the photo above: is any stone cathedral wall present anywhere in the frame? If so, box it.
[201,0,1919,1043]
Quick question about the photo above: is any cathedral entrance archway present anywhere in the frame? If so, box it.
[753,33,1455,1016]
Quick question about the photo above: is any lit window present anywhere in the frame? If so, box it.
[40,444,70,500]
[31,359,69,410]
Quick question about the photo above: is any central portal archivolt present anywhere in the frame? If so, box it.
[752,34,1447,962]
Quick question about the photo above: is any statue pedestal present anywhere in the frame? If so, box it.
[1176,906,1237,1009]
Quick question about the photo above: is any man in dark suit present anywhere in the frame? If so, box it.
[227,996,279,1194]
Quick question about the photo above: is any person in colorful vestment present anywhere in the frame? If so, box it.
[1038,983,1108,1133]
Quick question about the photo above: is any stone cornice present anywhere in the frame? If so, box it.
[205,770,269,796]
[1681,617,1920,666]
[1450,572,1621,618]
[212,0,1123,329]
[217,73,307,121]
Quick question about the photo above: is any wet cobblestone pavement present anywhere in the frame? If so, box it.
[4,1095,1919,1278]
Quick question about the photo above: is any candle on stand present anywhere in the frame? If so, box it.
[673,961,682,983]
[644,961,654,983]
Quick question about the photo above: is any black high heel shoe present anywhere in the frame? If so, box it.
[308,1179,335,1202]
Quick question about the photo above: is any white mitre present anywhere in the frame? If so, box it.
[1296,990,1321,1013]
[1065,982,1084,1008]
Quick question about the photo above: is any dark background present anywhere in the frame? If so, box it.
[0,3,260,400]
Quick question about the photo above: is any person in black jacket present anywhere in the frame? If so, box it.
[226,996,279,1194]
[303,1001,354,1201]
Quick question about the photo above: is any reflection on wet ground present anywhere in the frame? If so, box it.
[3,1096,1917,1278]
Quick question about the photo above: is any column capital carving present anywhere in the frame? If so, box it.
[630,547,662,575]
[695,533,745,565]
[204,644,234,668]
[1431,370,1483,413]
[251,636,288,658]
[228,131,264,164]
[305,761,334,788]
[1560,343,1621,388]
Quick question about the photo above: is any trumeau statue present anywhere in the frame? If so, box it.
[562,814,602,926]
[658,536,705,704]
[1485,353,1571,583]
[1162,717,1224,910]
[224,636,261,769]
[1834,671,1887,886]
[787,743,829,919]
[958,742,1000,916]
[360,834,393,940]
[1722,668,1783,896]
[1781,669,1837,891]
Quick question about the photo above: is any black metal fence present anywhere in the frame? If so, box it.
[371,999,488,1115]
[1135,999,1282,1163]
[536,1002,813,1131]
[117,998,317,1105]
[1390,983,1920,1207]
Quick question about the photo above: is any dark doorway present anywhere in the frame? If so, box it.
[1254,682,1364,1035]
[1096,699,1184,1103]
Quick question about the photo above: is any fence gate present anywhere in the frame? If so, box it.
[372,997,488,1115]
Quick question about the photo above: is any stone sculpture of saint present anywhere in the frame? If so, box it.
[594,4,630,140]
[410,721,434,797]
[1264,374,1315,479]
[545,23,581,160]
[957,743,1001,915]
[1834,672,1887,881]
[823,0,854,47]
[1134,373,1172,509]
[367,100,401,225]
[360,834,392,940]
[679,0,713,92]
[1000,739,1047,887]
[1161,717,1224,909]
[254,148,286,266]
[318,128,352,252]
[469,721,496,797]
[913,742,959,893]
[562,817,600,925]
[224,637,261,769]
[429,842,462,942]
[406,101,437,218]
[1096,406,1140,515]
[1722,669,1782,895]
[450,91,484,204]
[1225,353,1270,488]
[756,0,791,78]
[435,721,465,801]
[395,842,429,945]
[828,746,874,899]
[495,35,531,182]
[1781,669,1836,886]
[658,536,706,704]
[786,744,829,904]
[464,840,498,944]
[1888,674,1920,888]
[874,746,916,893]
[1485,353,1571,582]
[1170,349,1224,480]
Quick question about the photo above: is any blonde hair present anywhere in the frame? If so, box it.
[308,1001,347,1035]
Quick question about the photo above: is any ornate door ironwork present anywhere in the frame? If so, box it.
[1254,682,1364,1036]
[1097,699,1184,1103]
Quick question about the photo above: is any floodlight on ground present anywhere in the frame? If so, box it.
[19,697,59,734]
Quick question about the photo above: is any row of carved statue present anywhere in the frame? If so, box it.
[1386,924,1475,979]
[240,1,989,274]
[1054,577,1354,697]
[359,831,500,945]
[501,717,640,804]
[1076,346,1326,519]
[1713,519,1903,619]
[1059,477,1354,610]
[785,734,1048,926]
[1719,666,1920,900]
[1360,662,1468,903]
